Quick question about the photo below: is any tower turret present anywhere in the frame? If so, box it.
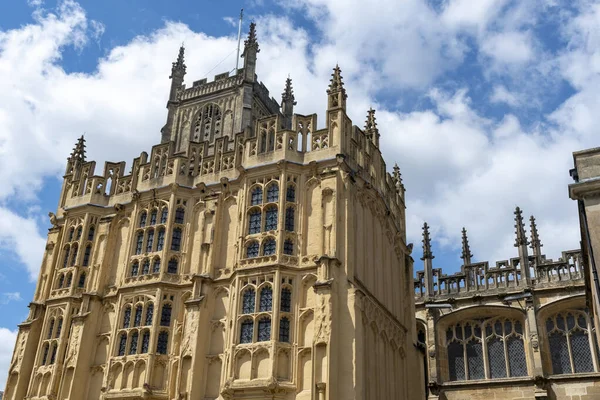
[65,135,86,176]
[392,163,405,198]
[421,222,435,296]
[514,206,532,285]
[364,108,380,147]
[161,45,186,143]
[530,215,543,265]
[327,64,347,111]
[461,227,473,266]
[281,76,296,130]
[242,22,259,83]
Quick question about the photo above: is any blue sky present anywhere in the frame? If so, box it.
[1,0,600,387]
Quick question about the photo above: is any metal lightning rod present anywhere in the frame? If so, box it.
[235,8,244,72]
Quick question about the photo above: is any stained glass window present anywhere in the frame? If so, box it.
[258,318,271,341]
[78,272,86,288]
[63,247,70,268]
[145,304,154,326]
[47,319,55,340]
[118,333,127,356]
[263,238,276,256]
[248,210,261,234]
[251,187,263,206]
[150,210,157,225]
[157,229,165,251]
[171,228,182,251]
[161,208,168,224]
[259,287,273,312]
[279,317,290,342]
[142,259,150,275]
[247,242,259,258]
[160,304,172,326]
[139,212,147,228]
[123,307,131,328]
[134,305,143,327]
[87,226,95,241]
[56,318,62,338]
[286,185,295,202]
[280,288,292,312]
[547,310,597,375]
[131,261,139,277]
[285,207,294,231]
[448,341,464,381]
[42,343,49,365]
[141,331,150,353]
[242,289,256,314]
[283,239,294,255]
[135,232,144,254]
[157,331,169,354]
[487,337,506,378]
[267,184,279,202]
[240,320,253,344]
[175,208,185,224]
[153,258,161,274]
[168,258,178,274]
[146,229,154,253]
[265,207,278,231]
[83,245,91,266]
[129,332,138,354]
[50,344,57,364]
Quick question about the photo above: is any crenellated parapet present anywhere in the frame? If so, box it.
[414,206,584,300]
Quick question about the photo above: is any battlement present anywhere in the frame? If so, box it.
[179,70,244,101]
[414,211,584,301]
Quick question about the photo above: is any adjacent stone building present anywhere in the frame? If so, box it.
[2,25,422,399]
[415,210,600,400]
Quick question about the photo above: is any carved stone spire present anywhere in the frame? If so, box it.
[242,22,259,83]
[66,135,86,175]
[170,44,186,77]
[530,215,543,262]
[327,64,347,110]
[281,76,296,130]
[514,206,528,247]
[162,46,187,143]
[461,227,473,265]
[392,163,405,196]
[365,108,380,147]
[421,222,434,261]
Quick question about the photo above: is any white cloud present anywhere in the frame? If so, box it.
[480,30,534,65]
[0,292,22,305]
[0,208,45,281]
[490,84,520,106]
[0,328,17,391]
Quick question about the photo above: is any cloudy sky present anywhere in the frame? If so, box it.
[0,0,598,387]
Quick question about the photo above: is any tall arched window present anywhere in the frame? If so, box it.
[63,247,70,268]
[139,212,147,228]
[70,245,78,266]
[83,245,91,266]
[58,274,65,289]
[267,129,275,152]
[152,258,161,273]
[129,331,139,355]
[258,317,271,341]
[141,331,150,353]
[286,185,295,202]
[264,206,278,231]
[47,319,55,340]
[145,304,154,326]
[55,318,63,338]
[171,228,182,251]
[157,229,165,251]
[285,207,294,231]
[240,319,254,344]
[175,208,185,224]
[280,288,292,312]
[263,238,276,256]
[87,226,95,241]
[246,241,259,258]
[66,272,73,287]
[123,307,131,328]
[135,232,144,255]
[546,309,597,374]
[142,259,150,275]
[78,272,86,288]
[266,183,279,202]
[167,258,178,274]
[134,305,143,327]
[150,209,157,225]
[131,261,139,277]
[259,286,273,312]
[242,289,256,314]
[160,304,172,327]
[157,331,169,354]
[76,226,82,240]
[42,343,49,365]
[283,239,294,255]
[50,343,58,364]
[118,333,127,356]
[146,229,154,252]
[279,317,290,342]
[251,187,263,206]
[248,209,261,234]
[160,208,168,224]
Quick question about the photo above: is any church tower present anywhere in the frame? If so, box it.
[3,24,422,400]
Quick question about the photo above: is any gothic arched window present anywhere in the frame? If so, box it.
[68,227,74,242]
[259,286,273,312]
[134,305,143,327]
[123,307,131,328]
[266,183,279,203]
[157,229,165,251]
[129,331,138,355]
[83,245,91,266]
[248,209,261,234]
[265,206,278,231]
[246,241,259,258]
[280,288,292,312]
[146,229,154,253]
[258,317,271,341]
[251,186,263,206]
[55,318,63,338]
[50,343,58,364]
[242,289,256,314]
[139,211,147,228]
[63,247,70,269]
[546,309,597,374]
[145,304,154,326]
[175,207,185,224]
[47,319,55,340]
[118,333,127,356]
[58,274,65,289]
[160,304,172,327]
[87,226,95,241]
[167,258,178,274]
[70,245,78,266]
[285,207,294,231]
[240,319,253,344]
[131,261,139,277]
[78,272,86,288]
[150,209,157,225]
[157,331,169,354]
[141,331,150,353]
[152,257,161,274]
[279,317,290,342]
[171,228,182,251]
[66,272,73,287]
[161,207,168,224]
[42,343,49,365]
[283,239,294,255]
[286,185,296,202]
[263,238,276,256]
[135,232,144,254]
[76,226,82,241]
[142,259,150,275]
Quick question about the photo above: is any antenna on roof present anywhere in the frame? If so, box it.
[235,8,244,72]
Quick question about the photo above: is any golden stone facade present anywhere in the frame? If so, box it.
[2,25,422,399]
[415,212,600,400]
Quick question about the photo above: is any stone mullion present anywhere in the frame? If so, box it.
[482,329,490,379]
[226,278,241,381]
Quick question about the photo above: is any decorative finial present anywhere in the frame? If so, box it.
[69,135,86,163]
[170,45,186,77]
[514,206,528,247]
[421,222,434,260]
[392,163,404,193]
[365,108,377,131]
[244,22,259,52]
[327,64,347,97]
[282,76,296,104]
[530,215,543,257]
[461,227,473,265]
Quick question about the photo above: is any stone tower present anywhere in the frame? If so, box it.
[3,25,422,400]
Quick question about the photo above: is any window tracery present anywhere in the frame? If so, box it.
[258,317,271,341]
[153,257,161,274]
[167,258,178,274]
[266,183,279,203]
[141,331,150,353]
[279,317,290,342]
[259,286,273,312]
[193,103,222,142]
[171,228,182,251]
[83,245,91,266]
[285,207,294,231]
[118,333,127,356]
[157,229,165,251]
[265,206,278,231]
[134,305,143,327]
[246,241,259,258]
[263,238,276,256]
[146,229,154,252]
[161,207,168,224]
[150,209,157,225]
[157,331,169,354]
[251,187,263,206]
[286,184,295,202]
[160,304,172,327]
[129,331,138,355]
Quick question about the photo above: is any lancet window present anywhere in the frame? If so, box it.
[283,239,294,255]
[152,257,161,273]
[446,317,527,381]
[167,258,178,274]
[246,241,259,258]
[157,331,169,354]
[78,272,86,288]
[150,209,157,225]
[545,309,599,375]
[263,238,276,256]
[118,300,155,356]
[175,207,185,224]
[83,245,91,266]
[157,229,165,251]
[171,228,182,251]
[193,103,222,142]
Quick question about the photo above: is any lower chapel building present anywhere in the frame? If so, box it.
[3,24,600,400]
